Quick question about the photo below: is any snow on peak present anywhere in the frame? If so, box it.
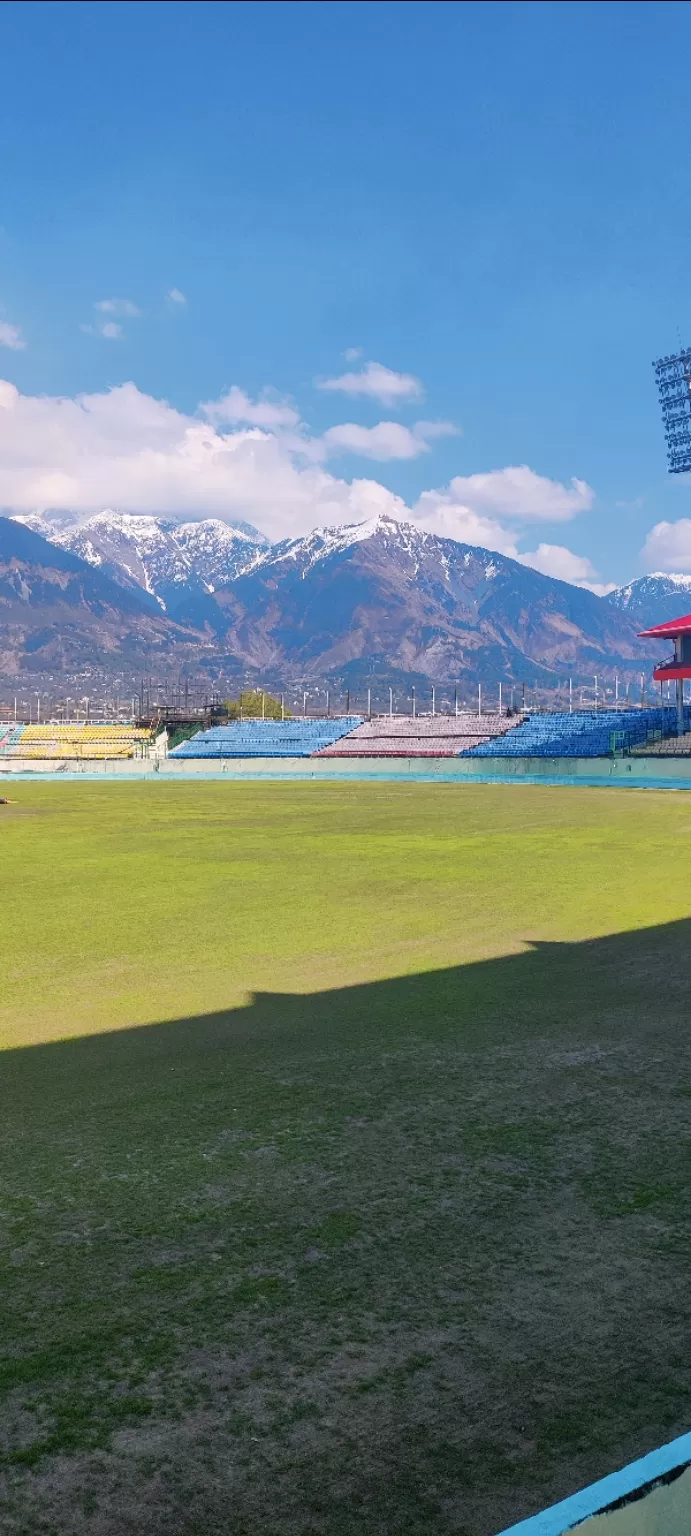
[8,511,264,605]
[611,571,691,607]
[260,512,433,576]
[646,571,691,587]
[173,519,261,587]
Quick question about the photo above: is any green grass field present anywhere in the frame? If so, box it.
[2,781,691,1535]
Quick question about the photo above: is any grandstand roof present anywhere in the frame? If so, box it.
[638,612,691,637]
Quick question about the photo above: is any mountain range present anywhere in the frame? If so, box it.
[14,511,266,611]
[0,516,210,679]
[605,572,691,629]
[2,508,687,688]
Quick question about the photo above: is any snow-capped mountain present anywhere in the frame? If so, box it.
[0,516,205,675]
[606,573,691,629]
[258,512,460,579]
[210,512,652,683]
[11,511,265,612]
[4,509,661,685]
[173,519,265,590]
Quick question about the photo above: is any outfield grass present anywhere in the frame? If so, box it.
[1,782,691,1534]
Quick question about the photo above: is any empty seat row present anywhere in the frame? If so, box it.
[465,708,690,759]
[338,714,510,739]
[318,713,519,756]
[0,723,151,759]
[170,718,365,759]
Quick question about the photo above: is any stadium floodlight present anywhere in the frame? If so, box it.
[653,346,691,473]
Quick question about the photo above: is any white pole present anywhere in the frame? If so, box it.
[281,693,284,721]
[455,687,458,717]
[498,682,502,715]
[478,683,482,717]
[303,691,307,717]
[594,675,598,710]
[615,674,619,704]
[569,678,572,714]
[367,687,371,719]
[432,686,435,717]
[389,687,393,717]
[412,686,416,718]
[262,690,266,720]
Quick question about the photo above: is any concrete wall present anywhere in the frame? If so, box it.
[575,1461,691,1534]
[4,753,691,787]
[498,1434,691,1535]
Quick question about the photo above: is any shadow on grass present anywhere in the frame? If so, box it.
[3,912,687,1073]
[1,920,690,1536]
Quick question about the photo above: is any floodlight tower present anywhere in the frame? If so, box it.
[653,346,691,473]
[650,347,691,731]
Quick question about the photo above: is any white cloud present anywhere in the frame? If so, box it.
[318,359,423,406]
[423,466,594,525]
[344,346,363,362]
[0,376,406,542]
[642,519,691,573]
[0,321,26,351]
[323,422,424,461]
[0,377,594,577]
[82,299,141,340]
[322,419,458,462]
[518,542,613,594]
[413,466,595,561]
[81,321,123,341]
[412,497,521,556]
[95,298,141,317]
[413,419,460,442]
[167,288,186,305]
[202,386,301,430]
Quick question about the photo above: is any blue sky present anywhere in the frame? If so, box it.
[2,0,691,587]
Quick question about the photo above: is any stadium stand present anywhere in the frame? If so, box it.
[316,714,517,756]
[0,724,152,759]
[3,708,686,764]
[0,724,24,753]
[464,707,691,758]
[170,718,365,758]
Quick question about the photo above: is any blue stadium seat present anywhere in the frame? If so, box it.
[169,718,365,759]
[462,707,690,759]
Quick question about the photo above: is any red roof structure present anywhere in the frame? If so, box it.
[638,613,691,639]
[639,612,691,689]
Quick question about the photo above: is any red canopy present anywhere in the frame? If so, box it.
[638,612,691,638]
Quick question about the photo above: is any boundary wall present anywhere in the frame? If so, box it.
[497,1429,691,1535]
[5,754,691,788]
